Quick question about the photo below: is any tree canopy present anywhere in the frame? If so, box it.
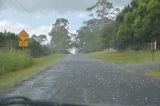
[76,0,160,52]
[49,18,71,53]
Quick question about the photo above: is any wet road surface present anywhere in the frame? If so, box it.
[1,54,160,106]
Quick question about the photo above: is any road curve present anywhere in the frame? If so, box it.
[1,54,160,106]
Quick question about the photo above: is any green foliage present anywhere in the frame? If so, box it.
[117,0,160,50]
[78,0,160,52]
[28,37,51,57]
[77,0,120,53]
[49,18,71,53]
[77,19,106,53]
[0,31,52,57]
[0,54,62,91]
[0,49,33,74]
[31,34,47,44]
[87,0,116,19]
[102,21,118,48]
[77,19,117,53]
[0,31,19,49]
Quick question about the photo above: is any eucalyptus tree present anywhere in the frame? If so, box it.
[49,18,71,53]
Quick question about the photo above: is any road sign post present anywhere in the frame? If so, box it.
[18,30,29,50]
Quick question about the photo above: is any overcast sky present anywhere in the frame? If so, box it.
[0,0,131,36]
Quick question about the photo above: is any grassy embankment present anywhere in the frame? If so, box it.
[88,51,160,64]
[88,51,160,77]
[146,69,160,77]
[0,50,62,91]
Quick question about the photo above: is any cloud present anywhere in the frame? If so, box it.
[108,0,132,7]
[77,12,86,18]
[0,0,132,15]
[29,25,52,36]
[0,0,96,14]
[0,20,29,33]
[0,20,51,36]
[29,25,52,42]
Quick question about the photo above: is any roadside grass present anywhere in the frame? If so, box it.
[0,54,63,91]
[87,51,160,64]
[146,69,160,77]
[0,49,33,74]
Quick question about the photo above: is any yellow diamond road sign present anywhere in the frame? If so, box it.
[18,30,29,41]
[19,41,29,47]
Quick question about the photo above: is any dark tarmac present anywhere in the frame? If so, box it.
[2,54,160,106]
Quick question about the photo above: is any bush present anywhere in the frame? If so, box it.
[0,49,33,74]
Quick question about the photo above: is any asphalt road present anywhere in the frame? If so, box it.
[2,54,160,106]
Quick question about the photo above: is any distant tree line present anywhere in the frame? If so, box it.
[76,0,160,52]
[0,17,73,55]
[1,0,159,54]
[0,30,52,57]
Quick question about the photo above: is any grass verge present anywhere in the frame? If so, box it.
[146,69,160,77]
[87,51,160,64]
[0,49,33,74]
[0,54,63,91]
